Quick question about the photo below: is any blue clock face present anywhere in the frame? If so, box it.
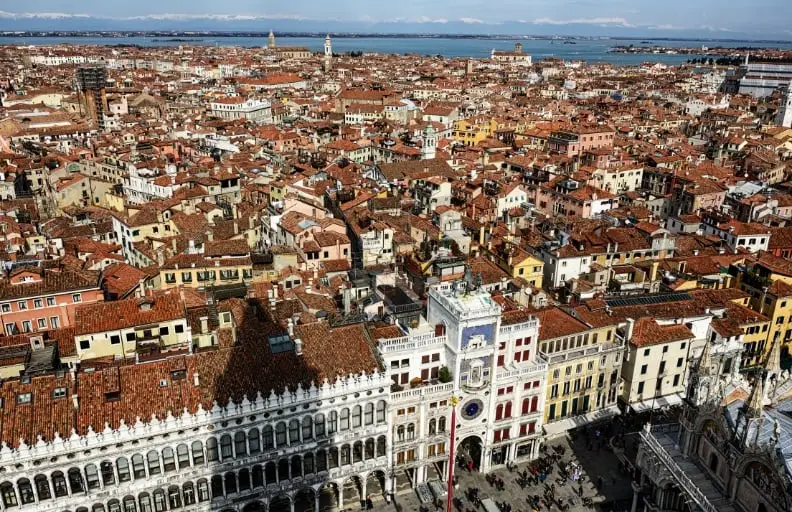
[461,399,484,420]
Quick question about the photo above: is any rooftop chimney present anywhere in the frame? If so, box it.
[295,338,303,355]
[199,316,208,334]
[193,372,200,387]
[288,317,294,336]
[625,317,635,341]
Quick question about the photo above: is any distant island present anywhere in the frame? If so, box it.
[151,38,204,42]
[0,31,790,44]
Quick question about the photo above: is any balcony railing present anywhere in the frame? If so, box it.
[391,382,454,403]
[639,426,719,512]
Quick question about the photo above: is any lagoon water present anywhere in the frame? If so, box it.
[2,35,792,66]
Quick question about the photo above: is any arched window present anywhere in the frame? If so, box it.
[17,479,34,505]
[505,402,513,418]
[34,474,51,501]
[138,492,152,512]
[220,434,233,460]
[365,438,375,459]
[68,467,85,494]
[234,431,247,457]
[167,486,181,509]
[397,425,405,441]
[162,447,176,472]
[108,499,121,512]
[252,465,264,488]
[302,416,313,440]
[197,479,210,502]
[291,455,302,478]
[278,459,289,482]
[352,405,362,428]
[265,462,277,485]
[289,419,300,444]
[303,452,315,474]
[275,422,287,446]
[123,495,137,512]
[329,447,339,468]
[353,441,363,463]
[438,416,447,432]
[93,504,106,512]
[85,463,100,490]
[328,410,338,434]
[176,444,190,469]
[314,413,326,437]
[117,457,131,482]
[340,408,350,431]
[377,436,387,457]
[530,396,538,413]
[365,403,375,425]
[376,400,386,423]
[317,450,328,472]
[224,473,237,495]
[248,429,261,454]
[152,488,166,512]
[238,469,250,491]
[210,476,224,499]
[429,418,437,435]
[0,481,16,507]
[206,437,219,462]
[495,404,504,420]
[132,454,146,479]
[341,444,351,465]
[101,460,115,485]
[191,441,205,465]
[182,482,195,506]
[407,423,416,439]
[147,451,161,476]
[52,471,68,498]
[262,425,274,449]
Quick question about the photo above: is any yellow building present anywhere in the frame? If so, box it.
[740,252,792,357]
[452,118,499,146]
[536,307,622,434]
[490,243,544,289]
[73,293,190,360]
[713,302,771,368]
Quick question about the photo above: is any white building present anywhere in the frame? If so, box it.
[210,97,273,123]
[376,280,546,482]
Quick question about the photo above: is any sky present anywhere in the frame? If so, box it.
[2,1,792,39]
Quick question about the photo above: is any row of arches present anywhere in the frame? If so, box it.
[0,436,388,508]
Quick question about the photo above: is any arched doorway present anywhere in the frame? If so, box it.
[366,471,386,501]
[319,483,339,512]
[458,436,483,471]
[269,494,291,512]
[342,476,362,509]
[294,488,315,512]
[242,501,266,512]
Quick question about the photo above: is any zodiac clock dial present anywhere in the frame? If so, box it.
[461,399,484,420]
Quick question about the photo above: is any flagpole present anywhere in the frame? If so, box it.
[446,396,459,512]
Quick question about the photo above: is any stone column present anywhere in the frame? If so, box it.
[630,482,640,512]
[338,485,344,509]
[315,492,321,512]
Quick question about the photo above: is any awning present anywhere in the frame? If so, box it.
[629,392,684,413]
[542,405,620,438]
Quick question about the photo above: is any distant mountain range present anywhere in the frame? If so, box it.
[0,12,789,42]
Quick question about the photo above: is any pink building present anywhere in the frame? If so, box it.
[533,178,618,219]
[548,126,615,157]
[0,267,104,335]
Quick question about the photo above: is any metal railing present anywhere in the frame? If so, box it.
[640,428,719,512]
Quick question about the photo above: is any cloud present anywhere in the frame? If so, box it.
[527,17,635,27]
[460,17,485,24]
[415,16,449,23]
[0,10,91,19]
